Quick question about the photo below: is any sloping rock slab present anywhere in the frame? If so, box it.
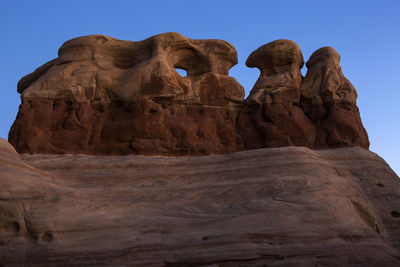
[1,138,399,266]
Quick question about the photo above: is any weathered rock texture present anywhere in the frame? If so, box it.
[237,40,369,150]
[9,34,369,155]
[1,138,399,265]
[237,40,316,149]
[9,33,245,155]
[300,47,369,148]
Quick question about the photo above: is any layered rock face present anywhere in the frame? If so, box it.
[9,33,369,155]
[9,33,244,155]
[1,137,399,265]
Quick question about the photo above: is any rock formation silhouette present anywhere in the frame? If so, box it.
[237,39,316,149]
[10,33,244,155]
[2,33,399,266]
[300,47,369,148]
[9,33,369,155]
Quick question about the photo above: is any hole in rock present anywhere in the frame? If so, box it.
[1,222,20,234]
[42,232,53,242]
[391,211,400,218]
[377,182,385,187]
[175,68,187,77]
[149,108,158,114]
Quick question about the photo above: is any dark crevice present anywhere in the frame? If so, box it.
[391,211,400,218]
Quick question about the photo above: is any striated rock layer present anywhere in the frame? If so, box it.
[1,138,399,265]
[9,33,369,155]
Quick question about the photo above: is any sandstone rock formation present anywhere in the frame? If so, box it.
[237,41,369,150]
[9,33,369,155]
[9,33,245,155]
[17,33,243,104]
[237,40,316,149]
[246,39,304,105]
[3,33,396,266]
[300,47,369,148]
[1,137,399,265]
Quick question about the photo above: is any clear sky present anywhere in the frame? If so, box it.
[1,1,399,175]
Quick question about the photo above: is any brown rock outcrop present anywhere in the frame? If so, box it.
[1,137,399,265]
[245,39,304,105]
[9,99,240,155]
[237,40,316,149]
[9,33,245,155]
[17,33,243,104]
[236,41,369,150]
[9,33,369,155]
[300,47,369,148]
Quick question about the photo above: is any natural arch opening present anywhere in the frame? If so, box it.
[175,68,187,77]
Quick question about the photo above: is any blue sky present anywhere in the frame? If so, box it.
[1,1,399,175]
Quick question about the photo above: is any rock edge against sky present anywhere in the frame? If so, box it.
[2,33,398,266]
[9,32,369,156]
